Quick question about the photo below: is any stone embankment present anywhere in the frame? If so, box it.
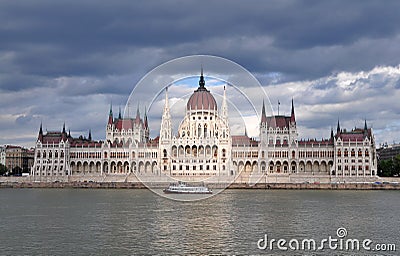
[1,179,399,190]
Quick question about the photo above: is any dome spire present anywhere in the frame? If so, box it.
[198,65,206,90]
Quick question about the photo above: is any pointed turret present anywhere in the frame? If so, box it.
[290,98,296,123]
[68,129,71,137]
[337,119,341,134]
[330,127,334,140]
[144,106,148,129]
[61,122,67,141]
[118,106,122,119]
[364,119,368,137]
[160,87,172,140]
[135,104,141,124]
[108,103,113,125]
[88,129,92,141]
[38,123,43,142]
[261,100,267,124]
[221,86,228,120]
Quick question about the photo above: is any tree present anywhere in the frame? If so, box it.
[378,154,400,177]
[0,163,7,176]
[393,155,400,177]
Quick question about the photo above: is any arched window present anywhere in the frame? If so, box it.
[163,149,167,158]
[198,124,202,138]
[204,124,208,138]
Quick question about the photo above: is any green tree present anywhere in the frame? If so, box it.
[0,163,7,176]
[378,159,394,177]
[393,155,400,177]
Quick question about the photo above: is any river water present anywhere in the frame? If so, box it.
[0,189,398,255]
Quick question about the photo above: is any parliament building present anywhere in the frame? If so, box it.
[32,71,378,182]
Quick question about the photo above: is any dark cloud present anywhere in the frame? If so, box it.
[1,0,400,146]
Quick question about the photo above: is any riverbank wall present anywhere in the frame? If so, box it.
[1,178,399,190]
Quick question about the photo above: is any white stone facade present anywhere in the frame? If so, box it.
[32,72,378,180]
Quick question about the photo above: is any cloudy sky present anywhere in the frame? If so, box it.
[1,0,400,147]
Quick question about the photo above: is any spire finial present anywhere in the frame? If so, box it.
[118,106,122,119]
[337,119,341,133]
[88,129,92,141]
[62,122,66,133]
[39,122,43,135]
[198,66,205,89]
[109,102,113,116]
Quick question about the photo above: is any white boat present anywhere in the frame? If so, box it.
[163,182,212,194]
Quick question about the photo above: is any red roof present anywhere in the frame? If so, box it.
[265,116,291,129]
[232,135,259,146]
[187,88,217,111]
[338,128,372,141]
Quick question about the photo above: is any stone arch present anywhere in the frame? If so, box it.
[305,161,312,172]
[252,160,257,172]
[291,161,297,173]
[269,160,274,173]
[89,161,95,173]
[95,161,101,173]
[260,161,267,173]
[117,161,123,173]
[152,161,157,175]
[178,145,184,157]
[312,160,319,172]
[124,161,129,173]
[185,145,191,156]
[83,161,89,174]
[172,145,177,157]
[282,160,289,173]
[212,145,218,158]
[192,145,197,157]
[276,160,282,173]
[299,161,305,172]
[198,145,204,157]
[145,161,151,173]
[110,161,117,173]
[320,161,327,173]
[70,161,76,174]
[205,145,211,158]
[103,162,109,174]
[238,161,245,174]
[131,161,137,173]
[138,161,144,174]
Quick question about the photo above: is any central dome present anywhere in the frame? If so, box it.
[186,70,217,111]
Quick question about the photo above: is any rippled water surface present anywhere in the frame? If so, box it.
[0,189,399,255]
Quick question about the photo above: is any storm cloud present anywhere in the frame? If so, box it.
[1,0,400,147]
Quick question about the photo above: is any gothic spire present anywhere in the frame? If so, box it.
[108,103,113,125]
[88,129,92,141]
[221,85,228,120]
[337,119,341,134]
[261,99,267,123]
[290,98,296,123]
[118,106,122,119]
[144,106,148,129]
[62,122,66,134]
[38,122,43,142]
[364,119,368,131]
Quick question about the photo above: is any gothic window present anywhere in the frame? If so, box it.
[337,150,341,157]
[163,149,167,158]
[204,124,208,138]
[198,124,201,138]
[344,149,348,157]
[222,149,226,158]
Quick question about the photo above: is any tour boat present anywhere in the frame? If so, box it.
[163,182,212,194]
